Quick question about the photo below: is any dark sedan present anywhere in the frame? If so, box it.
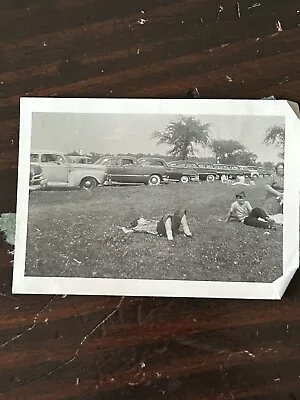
[168,160,217,181]
[213,164,244,179]
[138,158,199,183]
[94,156,169,185]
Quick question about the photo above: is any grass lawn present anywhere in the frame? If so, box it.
[25,179,283,283]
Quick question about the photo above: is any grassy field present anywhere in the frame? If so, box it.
[25,179,283,283]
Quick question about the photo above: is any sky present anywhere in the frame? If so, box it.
[31,112,285,163]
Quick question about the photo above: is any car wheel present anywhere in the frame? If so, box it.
[206,174,215,182]
[252,174,259,178]
[180,175,189,183]
[80,177,97,190]
[148,174,161,185]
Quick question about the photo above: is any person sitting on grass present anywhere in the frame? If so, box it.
[122,208,192,241]
[221,174,228,184]
[226,191,276,230]
[231,174,249,186]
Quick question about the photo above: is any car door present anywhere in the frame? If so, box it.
[40,153,70,184]
[100,158,122,182]
[121,158,144,183]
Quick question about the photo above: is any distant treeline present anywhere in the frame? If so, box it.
[67,151,275,170]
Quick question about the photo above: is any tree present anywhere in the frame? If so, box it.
[264,124,285,159]
[233,149,258,166]
[209,139,249,164]
[152,116,210,159]
[262,161,275,170]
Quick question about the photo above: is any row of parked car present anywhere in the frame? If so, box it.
[29,150,269,191]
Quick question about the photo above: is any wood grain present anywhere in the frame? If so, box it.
[1,0,300,399]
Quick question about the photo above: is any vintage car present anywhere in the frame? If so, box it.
[94,156,169,185]
[30,150,107,189]
[257,167,272,177]
[29,163,47,191]
[212,164,244,179]
[237,165,260,178]
[138,157,199,183]
[68,155,92,164]
[168,160,217,182]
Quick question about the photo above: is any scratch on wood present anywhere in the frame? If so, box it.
[0,292,18,301]
[276,21,283,31]
[219,363,235,400]
[0,297,125,397]
[0,296,57,348]
[248,3,261,9]
[241,350,255,358]
[46,296,125,376]
[216,5,224,22]
[236,2,241,18]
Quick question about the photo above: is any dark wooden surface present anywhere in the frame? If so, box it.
[1,1,300,399]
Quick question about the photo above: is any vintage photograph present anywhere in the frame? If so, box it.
[23,106,286,285]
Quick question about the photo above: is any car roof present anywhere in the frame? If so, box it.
[139,157,165,161]
[100,155,138,159]
[31,149,65,154]
[170,160,197,163]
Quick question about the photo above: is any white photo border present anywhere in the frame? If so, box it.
[12,98,300,299]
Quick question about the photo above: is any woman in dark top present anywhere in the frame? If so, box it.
[263,162,284,215]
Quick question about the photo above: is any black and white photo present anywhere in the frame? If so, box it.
[13,98,300,299]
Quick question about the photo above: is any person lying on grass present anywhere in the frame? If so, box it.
[122,207,192,241]
[226,191,276,230]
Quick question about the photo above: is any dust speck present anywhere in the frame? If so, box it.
[248,2,261,9]
[276,21,283,31]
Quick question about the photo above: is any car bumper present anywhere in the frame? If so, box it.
[29,178,47,191]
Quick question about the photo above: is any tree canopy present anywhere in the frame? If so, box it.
[264,124,285,159]
[152,116,210,159]
[209,139,257,165]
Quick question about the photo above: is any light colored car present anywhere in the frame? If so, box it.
[30,150,108,189]
[68,155,92,164]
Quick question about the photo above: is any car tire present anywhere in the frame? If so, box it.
[148,175,161,186]
[206,174,215,182]
[252,174,259,178]
[180,175,189,183]
[80,177,97,190]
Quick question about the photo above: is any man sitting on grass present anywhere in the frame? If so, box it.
[122,208,192,241]
[226,191,276,230]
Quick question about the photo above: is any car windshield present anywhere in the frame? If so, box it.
[95,158,108,165]
[64,155,72,163]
